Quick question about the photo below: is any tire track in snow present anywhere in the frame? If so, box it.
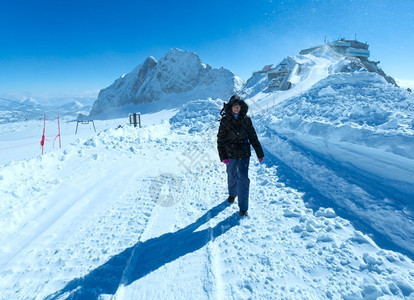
[201,164,231,300]
[205,225,225,300]
[181,136,229,300]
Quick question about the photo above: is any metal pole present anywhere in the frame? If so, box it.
[58,114,61,148]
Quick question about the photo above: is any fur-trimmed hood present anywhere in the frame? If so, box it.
[225,95,249,119]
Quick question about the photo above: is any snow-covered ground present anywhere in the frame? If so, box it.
[252,72,414,258]
[1,48,414,299]
[1,103,413,299]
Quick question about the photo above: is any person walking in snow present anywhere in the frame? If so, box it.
[217,95,264,217]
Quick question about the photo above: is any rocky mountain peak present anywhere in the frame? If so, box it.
[90,49,242,116]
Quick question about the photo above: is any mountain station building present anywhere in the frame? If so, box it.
[257,38,371,91]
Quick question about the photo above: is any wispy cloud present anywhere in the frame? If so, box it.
[395,78,414,89]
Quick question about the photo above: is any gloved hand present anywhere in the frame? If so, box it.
[259,157,264,163]
[222,159,230,165]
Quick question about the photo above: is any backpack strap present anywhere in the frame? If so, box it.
[219,102,227,118]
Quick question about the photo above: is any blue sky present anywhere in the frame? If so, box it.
[1,0,413,101]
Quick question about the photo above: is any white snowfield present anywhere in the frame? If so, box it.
[0,112,413,299]
[1,48,414,299]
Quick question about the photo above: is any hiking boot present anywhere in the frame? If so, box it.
[227,196,236,203]
[239,210,248,217]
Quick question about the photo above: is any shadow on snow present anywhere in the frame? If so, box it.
[46,200,239,300]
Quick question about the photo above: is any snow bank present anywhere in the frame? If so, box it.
[256,70,414,258]
[258,72,414,161]
[169,98,222,133]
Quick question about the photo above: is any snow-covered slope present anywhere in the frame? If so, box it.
[243,46,397,104]
[1,106,414,299]
[254,63,414,259]
[89,49,244,116]
[243,48,341,114]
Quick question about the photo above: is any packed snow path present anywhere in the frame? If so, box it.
[1,122,414,299]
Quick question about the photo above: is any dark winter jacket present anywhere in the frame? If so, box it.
[217,96,264,161]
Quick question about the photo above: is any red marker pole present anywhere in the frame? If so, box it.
[40,114,46,155]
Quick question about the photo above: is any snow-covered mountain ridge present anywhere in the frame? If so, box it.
[90,48,244,116]
[0,97,92,124]
[242,45,399,99]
